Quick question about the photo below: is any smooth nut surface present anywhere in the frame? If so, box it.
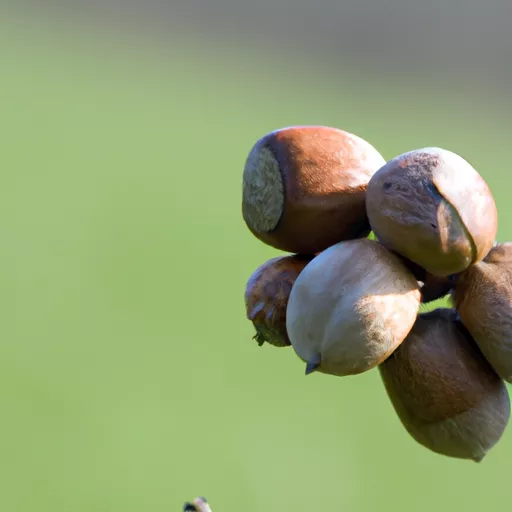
[286,238,421,376]
[242,125,386,254]
[366,147,498,276]
[245,254,313,347]
[453,242,512,382]
[379,308,510,462]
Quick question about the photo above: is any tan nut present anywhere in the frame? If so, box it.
[379,308,510,462]
[286,238,421,376]
[242,126,386,254]
[366,147,498,276]
[453,242,512,382]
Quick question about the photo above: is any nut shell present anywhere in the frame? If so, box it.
[366,147,498,276]
[242,126,386,254]
[453,242,512,382]
[245,254,313,347]
[379,308,510,462]
[286,238,421,376]
[392,252,454,303]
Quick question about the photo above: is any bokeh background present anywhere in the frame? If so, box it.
[6,2,512,511]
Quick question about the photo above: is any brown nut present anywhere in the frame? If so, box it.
[245,254,313,347]
[452,242,512,382]
[419,273,454,304]
[392,251,454,304]
[379,308,510,462]
[242,126,386,254]
[366,147,498,277]
[286,238,421,376]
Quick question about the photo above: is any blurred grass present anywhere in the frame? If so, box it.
[4,13,512,512]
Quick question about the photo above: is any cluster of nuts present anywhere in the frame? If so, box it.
[242,125,512,462]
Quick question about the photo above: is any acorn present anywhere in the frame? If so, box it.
[245,254,314,347]
[366,147,498,277]
[286,238,421,376]
[242,126,386,254]
[452,242,512,382]
[379,308,510,462]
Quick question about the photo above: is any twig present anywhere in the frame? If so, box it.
[183,496,212,512]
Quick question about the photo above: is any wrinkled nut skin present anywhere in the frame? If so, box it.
[453,242,512,382]
[366,147,498,277]
[245,254,313,347]
[242,126,387,254]
[392,251,454,303]
[286,238,421,376]
[379,308,510,462]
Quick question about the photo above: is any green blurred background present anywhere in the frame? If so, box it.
[5,4,512,512]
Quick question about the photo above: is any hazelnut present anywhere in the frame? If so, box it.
[286,238,421,376]
[392,251,454,304]
[245,254,313,347]
[242,126,386,254]
[419,273,454,304]
[452,242,512,382]
[366,147,498,276]
[379,308,510,462]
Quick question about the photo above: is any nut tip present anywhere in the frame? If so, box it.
[305,355,321,375]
